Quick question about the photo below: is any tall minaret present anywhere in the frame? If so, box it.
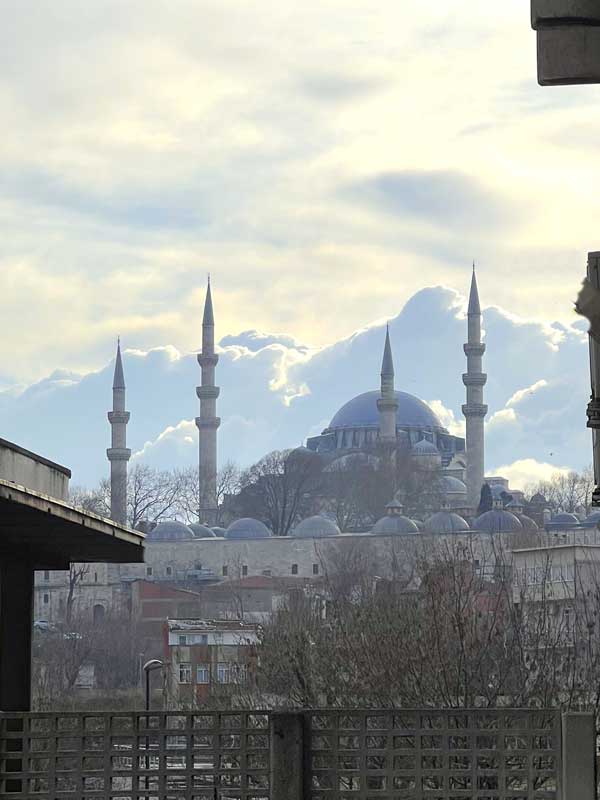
[196,277,220,524]
[377,325,399,443]
[107,339,131,526]
[462,266,488,509]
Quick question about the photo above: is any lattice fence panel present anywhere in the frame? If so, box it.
[307,710,561,800]
[0,711,270,800]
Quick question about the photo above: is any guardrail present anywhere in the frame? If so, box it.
[0,708,595,799]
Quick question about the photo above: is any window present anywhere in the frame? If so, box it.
[93,604,105,624]
[312,564,319,575]
[94,572,98,583]
[222,565,228,577]
[242,565,248,577]
[43,593,49,604]
[166,566,172,576]
[179,635,187,645]
[196,664,210,684]
[198,634,208,645]
[146,566,153,577]
[231,664,248,684]
[262,569,272,577]
[43,570,49,581]
[291,564,298,575]
[217,662,231,684]
[178,663,192,684]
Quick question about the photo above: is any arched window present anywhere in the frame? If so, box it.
[93,604,106,625]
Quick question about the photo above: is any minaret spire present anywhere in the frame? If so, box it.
[107,339,131,525]
[462,266,487,510]
[377,324,399,443]
[196,277,220,524]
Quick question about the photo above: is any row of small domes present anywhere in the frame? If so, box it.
[145,506,600,543]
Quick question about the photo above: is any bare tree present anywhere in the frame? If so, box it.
[237,449,323,536]
[66,563,91,624]
[174,462,241,525]
[527,467,594,514]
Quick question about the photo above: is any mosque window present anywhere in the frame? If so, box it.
[94,572,98,583]
[166,566,172,576]
[43,594,49,605]
[222,566,228,577]
[312,564,319,575]
[146,567,153,577]
[242,565,248,576]
[291,564,298,575]
[43,570,49,581]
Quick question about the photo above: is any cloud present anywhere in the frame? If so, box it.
[343,170,516,231]
[506,380,549,408]
[492,459,571,491]
[0,284,591,490]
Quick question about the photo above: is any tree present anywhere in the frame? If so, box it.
[527,467,594,515]
[478,483,493,514]
[174,462,241,526]
[237,449,323,536]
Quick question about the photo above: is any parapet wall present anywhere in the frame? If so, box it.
[0,438,71,500]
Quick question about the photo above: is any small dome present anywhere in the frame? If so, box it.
[225,518,273,540]
[473,510,523,533]
[530,492,547,505]
[424,511,470,534]
[412,440,440,456]
[550,512,579,528]
[211,526,227,537]
[372,515,419,535]
[189,523,216,538]
[517,514,539,531]
[147,520,194,542]
[440,476,468,495]
[293,515,340,538]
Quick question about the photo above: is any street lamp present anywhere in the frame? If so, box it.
[142,659,164,712]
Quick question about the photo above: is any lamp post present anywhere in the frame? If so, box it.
[142,659,164,712]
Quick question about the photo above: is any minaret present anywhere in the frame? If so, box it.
[462,266,488,509]
[107,339,131,526]
[196,277,220,524]
[377,325,399,443]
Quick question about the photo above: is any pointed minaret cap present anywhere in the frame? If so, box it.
[381,324,395,377]
[113,338,126,390]
[468,263,481,315]
[203,275,214,326]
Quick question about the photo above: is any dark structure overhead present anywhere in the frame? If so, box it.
[0,479,144,569]
[532,1,600,84]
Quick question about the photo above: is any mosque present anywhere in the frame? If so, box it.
[105,266,532,541]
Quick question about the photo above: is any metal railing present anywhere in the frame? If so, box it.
[0,708,595,799]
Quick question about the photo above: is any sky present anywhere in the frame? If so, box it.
[0,2,598,488]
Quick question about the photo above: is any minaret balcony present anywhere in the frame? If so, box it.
[107,411,130,424]
[462,373,487,387]
[461,403,488,417]
[106,447,131,461]
[377,397,399,412]
[463,343,486,356]
[195,416,221,430]
[196,386,221,400]
[198,353,219,367]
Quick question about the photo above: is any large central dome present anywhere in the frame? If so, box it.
[328,390,444,431]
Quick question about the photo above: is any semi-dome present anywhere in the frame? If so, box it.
[328,391,444,431]
[473,510,523,533]
[225,518,273,540]
[372,515,419,535]
[439,476,468,495]
[147,520,194,542]
[293,515,340,538]
[550,512,579,528]
[211,526,227,537]
[424,511,470,534]
[412,439,440,455]
[189,523,216,538]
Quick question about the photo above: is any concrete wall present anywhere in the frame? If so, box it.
[0,438,70,500]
